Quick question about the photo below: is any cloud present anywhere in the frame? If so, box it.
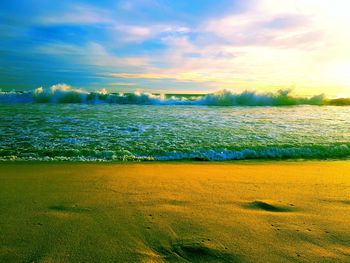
[108,82,138,86]
[37,4,113,25]
[203,4,318,48]
[35,42,151,69]
[101,73,210,83]
[35,2,191,44]
[112,24,190,43]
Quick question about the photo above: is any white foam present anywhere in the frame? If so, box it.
[0,84,330,106]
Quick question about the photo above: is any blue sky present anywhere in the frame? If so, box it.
[1,0,350,95]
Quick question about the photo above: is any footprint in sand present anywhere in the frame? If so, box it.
[47,204,92,217]
[48,204,92,213]
[155,240,242,263]
[323,199,350,205]
[243,201,294,212]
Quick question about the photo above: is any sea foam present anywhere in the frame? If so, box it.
[1,145,350,162]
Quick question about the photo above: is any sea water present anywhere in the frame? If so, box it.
[1,90,350,161]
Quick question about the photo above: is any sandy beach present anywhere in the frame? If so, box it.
[1,161,349,262]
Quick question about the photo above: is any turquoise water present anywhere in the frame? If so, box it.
[1,103,350,161]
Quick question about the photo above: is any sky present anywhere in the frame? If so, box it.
[1,0,350,96]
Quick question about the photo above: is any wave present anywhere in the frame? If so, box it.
[1,144,350,162]
[0,83,348,106]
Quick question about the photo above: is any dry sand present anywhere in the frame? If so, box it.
[0,161,349,262]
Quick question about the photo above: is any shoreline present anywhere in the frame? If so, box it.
[0,158,350,166]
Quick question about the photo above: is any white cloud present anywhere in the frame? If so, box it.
[38,4,113,25]
[35,42,151,69]
[113,24,190,43]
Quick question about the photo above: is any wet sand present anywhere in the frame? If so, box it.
[0,162,350,262]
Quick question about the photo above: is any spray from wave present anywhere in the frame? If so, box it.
[0,83,348,106]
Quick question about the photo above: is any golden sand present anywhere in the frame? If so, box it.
[1,162,350,262]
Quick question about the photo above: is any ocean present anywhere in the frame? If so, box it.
[1,87,350,162]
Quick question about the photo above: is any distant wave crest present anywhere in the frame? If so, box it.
[0,83,348,106]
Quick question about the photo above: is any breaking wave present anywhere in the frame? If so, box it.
[1,144,350,162]
[1,83,348,106]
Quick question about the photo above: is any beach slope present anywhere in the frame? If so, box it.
[0,162,349,262]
